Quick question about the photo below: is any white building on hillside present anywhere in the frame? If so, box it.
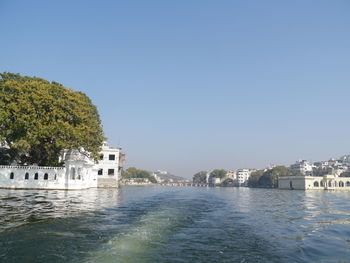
[236,169,251,186]
[226,170,237,180]
[291,160,313,176]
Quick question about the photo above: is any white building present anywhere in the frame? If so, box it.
[279,175,350,190]
[0,142,124,190]
[290,160,313,176]
[226,170,237,180]
[95,142,123,188]
[236,169,251,186]
[340,155,350,166]
[208,176,222,186]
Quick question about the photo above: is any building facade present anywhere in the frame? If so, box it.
[278,175,350,190]
[236,169,251,186]
[95,142,122,188]
[0,142,124,190]
[290,160,313,176]
[208,176,222,186]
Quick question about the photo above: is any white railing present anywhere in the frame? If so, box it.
[0,165,65,170]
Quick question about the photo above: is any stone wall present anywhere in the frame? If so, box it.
[0,163,98,190]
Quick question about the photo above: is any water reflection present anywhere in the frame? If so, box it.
[0,188,121,231]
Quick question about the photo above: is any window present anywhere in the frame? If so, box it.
[108,169,115,176]
[77,168,81,180]
[71,168,76,180]
[25,173,29,180]
[109,154,115,161]
[10,172,14,179]
[44,173,48,180]
[34,173,39,180]
[98,169,103,175]
[100,154,104,160]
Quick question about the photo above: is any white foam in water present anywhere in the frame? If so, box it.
[85,207,182,263]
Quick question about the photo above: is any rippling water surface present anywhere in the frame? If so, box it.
[1,186,350,263]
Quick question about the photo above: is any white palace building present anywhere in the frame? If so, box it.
[279,175,350,190]
[0,142,124,190]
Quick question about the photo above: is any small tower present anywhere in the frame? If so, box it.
[94,142,123,188]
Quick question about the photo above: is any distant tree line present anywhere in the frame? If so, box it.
[192,166,300,188]
[193,169,228,184]
[121,167,157,183]
[193,171,208,183]
[248,166,300,188]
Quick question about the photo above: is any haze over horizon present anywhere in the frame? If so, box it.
[1,1,349,178]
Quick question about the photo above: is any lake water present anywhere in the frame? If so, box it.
[1,186,350,263]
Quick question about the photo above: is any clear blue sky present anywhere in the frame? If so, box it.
[1,0,349,178]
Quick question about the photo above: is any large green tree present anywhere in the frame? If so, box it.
[193,171,208,183]
[210,169,227,178]
[0,73,104,166]
[258,166,297,188]
[247,169,265,187]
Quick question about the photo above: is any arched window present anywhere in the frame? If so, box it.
[314,181,319,187]
[77,168,81,180]
[44,173,48,180]
[25,172,29,180]
[339,181,344,187]
[54,174,57,180]
[10,172,14,179]
[34,173,39,180]
[320,181,324,187]
[328,181,332,187]
[347,181,350,187]
[71,168,75,180]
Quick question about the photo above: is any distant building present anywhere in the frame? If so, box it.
[156,170,168,175]
[291,160,313,176]
[340,155,350,166]
[226,170,237,180]
[208,176,222,186]
[152,173,163,183]
[236,169,251,186]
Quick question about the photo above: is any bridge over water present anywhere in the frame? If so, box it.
[159,182,209,187]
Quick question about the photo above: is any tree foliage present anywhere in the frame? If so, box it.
[210,169,227,178]
[121,167,157,183]
[193,171,208,183]
[221,178,234,186]
[248,166,297,188]
[0,73,104,166]
[248,169,265,187]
